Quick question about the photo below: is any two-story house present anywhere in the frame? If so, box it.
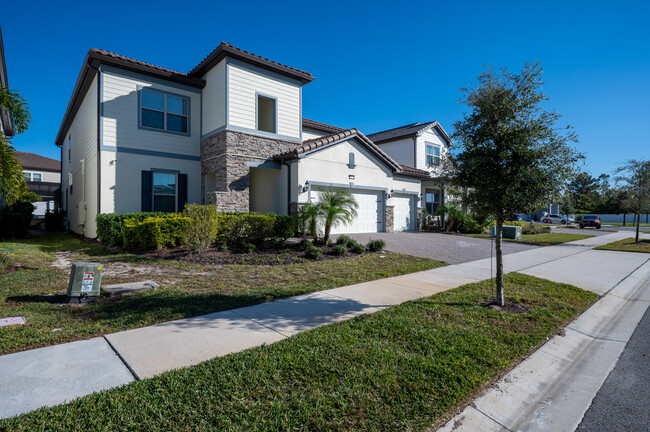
[56,42,428,237]
[14,151,61,217]
[368,121,453,218]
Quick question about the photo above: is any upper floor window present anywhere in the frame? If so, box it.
[24,172,42,182]
[256,94,277,133]
[140,89,189,134]
[426,143,441,167]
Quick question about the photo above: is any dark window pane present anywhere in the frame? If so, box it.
[167,114,188,133]
[142,109,164,129]
[167,95,187,115]
[153,195,176,212]
[141,90,164,110]
[153,172,176,195]
[257,95,276,133]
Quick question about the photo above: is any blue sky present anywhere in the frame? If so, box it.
[2,0,648,176]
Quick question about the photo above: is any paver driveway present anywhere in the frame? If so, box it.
[338,232,539,264]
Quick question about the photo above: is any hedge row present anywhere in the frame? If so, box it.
[97,209,294,250]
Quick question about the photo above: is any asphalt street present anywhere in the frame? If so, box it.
[576,279,650,432]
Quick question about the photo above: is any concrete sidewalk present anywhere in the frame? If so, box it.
[0,231,648,421]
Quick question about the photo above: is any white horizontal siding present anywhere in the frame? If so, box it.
[61,75,98,235]
[375,137,414,167]
[101,68,201,157]
[227,60,301,139]
[202,60,226,135]
[302,127,330,141]
[417,128,449,174]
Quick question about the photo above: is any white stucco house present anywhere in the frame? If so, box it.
[368,121,453,218]
[56,42,433,238]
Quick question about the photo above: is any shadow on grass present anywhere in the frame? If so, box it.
[6,294,68,304]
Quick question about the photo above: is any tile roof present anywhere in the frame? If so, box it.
[15,151,60,172]
[397,164,431,178]
[368,121,453,146]
[302,118,344,134]
[274,129,427,178]
[190,42,314,84]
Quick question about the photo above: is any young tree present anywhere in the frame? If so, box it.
[0,85,32,206]
[316,189,358,246]
[615,159,650,243]
[567,172,599,212]
[451,62,580,306]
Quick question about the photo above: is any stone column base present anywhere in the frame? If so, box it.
[385,205,394,233]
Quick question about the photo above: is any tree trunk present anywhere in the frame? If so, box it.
[495,219,505,306]
[323,224,331,246]
[623,212,626,226]
[636,210,641,243]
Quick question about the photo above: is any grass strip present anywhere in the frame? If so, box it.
[466,232,594,246]
[1,273,597,431]
[0,233,444,354]
[594,237,650,253]
[604,222,650,227]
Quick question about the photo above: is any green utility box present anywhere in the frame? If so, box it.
[490,225,522,240]
[67,262,103,302]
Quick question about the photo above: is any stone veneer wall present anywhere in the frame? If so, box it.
[384,205,394,233]
[417,207,423,231]
[201,130,297,212]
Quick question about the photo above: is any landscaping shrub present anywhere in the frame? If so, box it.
[273,214,295,240]
[218,243,228,252]
[123,215,190,250]
[349,241,366,254]
[455,213,491,234]
[490,220,529,229]
[216,213,276,246]
[241,242,257,253]
[44,209,66,232]
[522,225,551,235]
[0,201,35,240]
[367,239,386,252]
[304,243,321,260]
[96,212,167,246]
[183,204,218,252]
[332,244,347,256]
[300,238,313,250]
[0,251,11,273]
[335,235,353,247]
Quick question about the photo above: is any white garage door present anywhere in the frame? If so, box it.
[312,188,382,234]
[393,194,415,232]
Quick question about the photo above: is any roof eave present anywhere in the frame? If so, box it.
[191,45,314,84]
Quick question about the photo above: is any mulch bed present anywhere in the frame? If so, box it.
[147,241,372,266]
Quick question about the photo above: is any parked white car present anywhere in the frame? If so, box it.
[542,213,574,225]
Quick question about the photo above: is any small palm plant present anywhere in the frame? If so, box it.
[317,189,358,245]
[298,202,321,241]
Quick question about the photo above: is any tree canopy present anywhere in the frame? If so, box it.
[0,85,31,206]
[615,159,650,243]
[451,62,580,306]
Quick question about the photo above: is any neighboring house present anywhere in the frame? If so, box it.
[368,121,453,218]
[56,42,428,237]
[14,152,61,217]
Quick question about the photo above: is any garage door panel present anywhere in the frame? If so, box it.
[312,188,382,234]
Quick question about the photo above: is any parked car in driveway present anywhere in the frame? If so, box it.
[580,215,601,229]
[506,214,523,221]
[542,214,573,225]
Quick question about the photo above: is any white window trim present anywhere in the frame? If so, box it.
[425,142,441,167]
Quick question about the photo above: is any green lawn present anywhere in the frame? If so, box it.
[467,232,595,246]
[603,222,650,227]
[0,233,445,355]
[594,237,650,253]
[0,273,597,431]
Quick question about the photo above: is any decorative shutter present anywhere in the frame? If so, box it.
[177,173,188,212]
[141,171,153,212]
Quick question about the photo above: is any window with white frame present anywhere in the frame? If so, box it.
[140,89,189,134]
[426,143,441,166]
[153,172,177,212]
[256,94,277,133]
[24,172,42,182]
